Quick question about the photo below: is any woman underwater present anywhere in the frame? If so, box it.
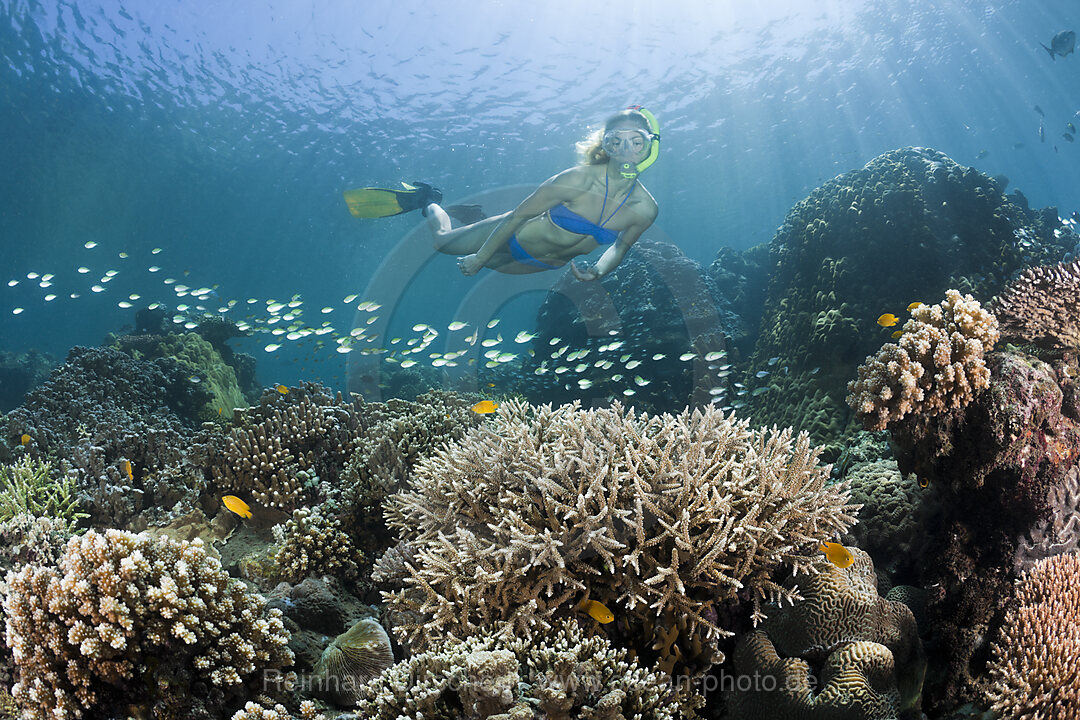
[426,107,660,280]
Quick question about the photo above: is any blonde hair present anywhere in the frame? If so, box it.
[575,109,654,166]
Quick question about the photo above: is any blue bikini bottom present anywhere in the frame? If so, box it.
[507,235,561,270]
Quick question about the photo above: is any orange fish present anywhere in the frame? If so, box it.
[891,330,903,338]
[121,460,133,482]
[222,495,252,519]
[470,400,499,415]
[819,541,855,569]
[19,434,30,446]
[275,384,289,395]
[906,301,923,311]
[578,599,615,624]
[877,313,899,327]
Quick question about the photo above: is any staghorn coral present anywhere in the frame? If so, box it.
[3,529,293,719]
[379,400,857,672]
[273,505,361,582]
[984,552,1080,720]
[209,383,364,510]
[311,617,395,707]
[0,456,86,531]
[353,618,695,719]
[728,547,925,718]
[847,290,999,431]
[992,257,1080,349]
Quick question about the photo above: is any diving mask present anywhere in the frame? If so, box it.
[602,128,653,158]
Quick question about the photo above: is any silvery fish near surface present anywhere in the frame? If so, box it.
[1041,30,1075,60]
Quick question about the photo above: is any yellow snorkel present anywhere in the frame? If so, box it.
[612,106,660,179]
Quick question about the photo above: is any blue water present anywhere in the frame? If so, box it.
[2,0,1078,392]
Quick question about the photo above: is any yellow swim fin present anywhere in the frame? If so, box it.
[343,181,442,218]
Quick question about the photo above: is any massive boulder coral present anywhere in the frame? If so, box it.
[273,505,361,582]
[842,459,926,579]
[378,400,857,674]
[353,618,694,719]
[846,290,999,432]
[727,548,925,719]
[983,552,1080,720]
[208,383,364,510]
[991,257,1080,349]
[3,529,293,719]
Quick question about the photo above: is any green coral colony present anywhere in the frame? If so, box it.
[2,147,1080,720]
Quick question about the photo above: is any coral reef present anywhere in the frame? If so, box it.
[353,619,695,719]
[378,400,857,676]
[983,552,1080,720]
[746,147,1074,444]
[847,290,999,432]
[991,257,1080,349]
[727,547,925,718]
[208,383,364,510]
[338,389,483,559]
[273,505,361,582]
[230,700,325,720]
[521,238,739,414]
[311,617,394,707]
[3,529,293,719]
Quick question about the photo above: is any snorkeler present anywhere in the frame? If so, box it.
[427,107,661,280]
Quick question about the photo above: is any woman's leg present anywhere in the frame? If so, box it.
[426,205,509,255]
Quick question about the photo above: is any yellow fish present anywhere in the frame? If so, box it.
[891,330,903,338]
[275,384,289,395]
[470,400,499,415]
[578,599,615,624]
[19,434,30,446]
[877,313,899,327]
[819,541,855,569]
[906,301,923,311]
[222,495,253,519]
[121,460,133,482]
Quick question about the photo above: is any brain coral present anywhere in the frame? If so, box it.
[3,529,293,719]
[728,547,925,718]
[984,551,1080,720]
[843,459,926,577]
[379,400,857,673]
[846,290,999,431]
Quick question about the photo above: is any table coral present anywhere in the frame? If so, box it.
[847,289,999,431]
[3,529,293,719]
[379,400,857,675]
[984,552,1080,720]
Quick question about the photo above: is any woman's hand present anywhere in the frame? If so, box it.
[570,261,600,282]
[458,254,484,276]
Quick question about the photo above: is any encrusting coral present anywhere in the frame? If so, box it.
[1014,466,1080,572]
[846,290,999,431]
[727,547,925,719]
[3,529,293,719]
[210,383,364,510]
[353,618,694,719]
[984,551,1080,720]
[991,257,1080,349]
[378,399,857,674]
[273,504,361,582]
